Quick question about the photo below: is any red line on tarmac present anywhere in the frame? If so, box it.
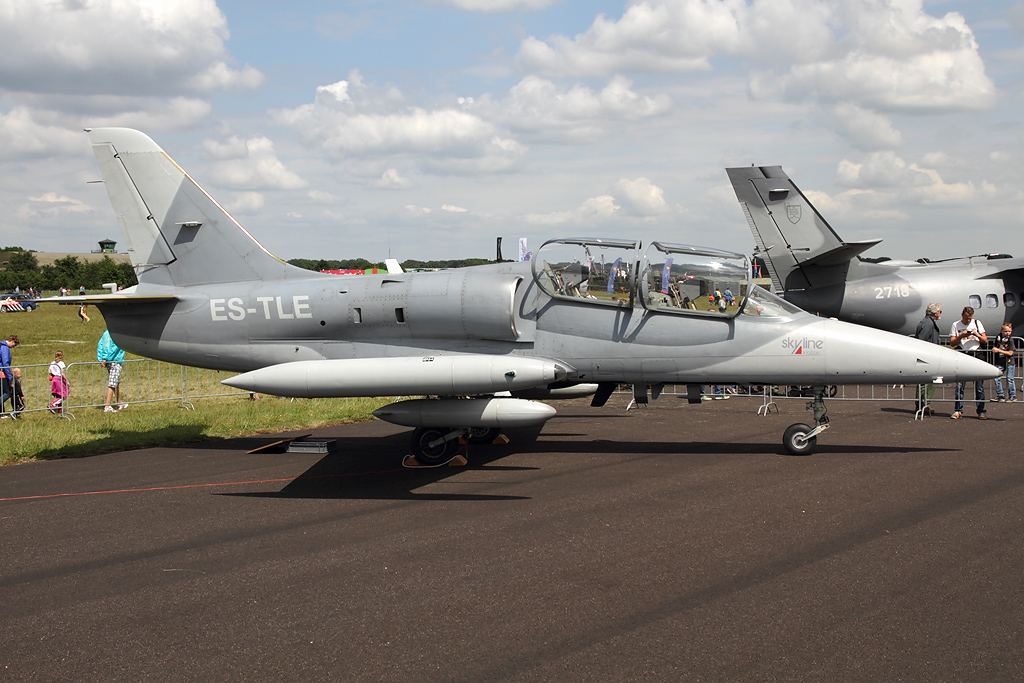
[0,469,408,502]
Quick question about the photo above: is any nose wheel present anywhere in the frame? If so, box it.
[783,423,817,455]
[782,386,830,455]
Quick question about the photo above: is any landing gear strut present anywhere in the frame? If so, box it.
[782,385,830,456]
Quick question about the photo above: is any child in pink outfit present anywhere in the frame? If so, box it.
[48,349,69,413]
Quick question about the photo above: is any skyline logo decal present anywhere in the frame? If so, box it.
[782,336,824,356]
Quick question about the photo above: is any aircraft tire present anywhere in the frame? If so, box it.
[411,427,454,466]
[466,427,501,444]
[783,423,817,456]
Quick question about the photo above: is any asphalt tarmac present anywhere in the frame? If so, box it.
[2,393,1023,682]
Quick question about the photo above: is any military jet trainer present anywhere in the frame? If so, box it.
[66,129,996,459]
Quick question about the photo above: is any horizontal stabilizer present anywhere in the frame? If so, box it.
[798,239,883,268]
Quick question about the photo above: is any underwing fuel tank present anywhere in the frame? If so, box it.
[222,355,565,398]
[373,397,557,428]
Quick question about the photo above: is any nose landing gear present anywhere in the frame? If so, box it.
[782,386,830,455]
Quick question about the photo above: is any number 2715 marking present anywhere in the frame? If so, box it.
[874,285,910,299]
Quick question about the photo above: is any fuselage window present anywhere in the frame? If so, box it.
[1004,293,1017,308]
[969,295,982,309]
[986,294,999,308]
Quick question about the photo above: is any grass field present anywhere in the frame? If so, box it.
[0,305,390,466]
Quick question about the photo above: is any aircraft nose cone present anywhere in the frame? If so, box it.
[942,349,1001,382]
[820,319,1000,384]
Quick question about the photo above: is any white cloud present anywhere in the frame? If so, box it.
[373,168,413,189]
[835,152,986,207]
[820,104,904,151]
[0,0,263,97]
[524,194,619,225]
[516,0,995,130]
[0,107,85,159]
[23,192,94,216]
[203,135,307,191]
[515,0,745,77]
[187,62,264,92]
[439,0,563,11]
[469,75,671,141]
[224,191,265,214]
[309,190,344,204]
[614,177,669,216]
[441,204,468,212]
[275,71,527,173]
[86,97,212,130]
[754,2,995,114]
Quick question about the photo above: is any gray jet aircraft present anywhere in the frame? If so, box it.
[66,129,997,458]
[727,165,1024,337]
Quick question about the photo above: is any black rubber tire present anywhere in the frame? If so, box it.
[466,427,501,444]
[783,423,817,456]
[411,427,454,465]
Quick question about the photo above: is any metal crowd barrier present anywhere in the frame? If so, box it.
[622,335,1023,417]
[37,359,251,419]
[2,333,1019,419]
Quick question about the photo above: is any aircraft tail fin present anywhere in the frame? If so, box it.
[87,128,304,287]
[726,165,880,292]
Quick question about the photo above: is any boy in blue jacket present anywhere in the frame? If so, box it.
[97,330,126,412]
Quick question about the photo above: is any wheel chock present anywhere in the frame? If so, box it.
[491,434,510,444]
[402,454,469,468]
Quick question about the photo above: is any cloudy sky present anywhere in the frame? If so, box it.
[1,0,1022,263]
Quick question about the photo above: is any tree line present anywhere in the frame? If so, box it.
[0,247,501,294]
[0,249,138,293]
[287,257,503,272]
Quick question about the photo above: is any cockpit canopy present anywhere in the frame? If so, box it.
[533,238,800,319]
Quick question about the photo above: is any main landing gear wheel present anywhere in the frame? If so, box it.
[783,423,817,456]
[411,427,457,466]
[466,427,501,444]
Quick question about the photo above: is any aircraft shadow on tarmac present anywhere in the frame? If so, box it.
[222,425,953,501]
[223,428,540,502]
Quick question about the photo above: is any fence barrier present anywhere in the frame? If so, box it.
[0,336,1020,419]
[0,358,251,419]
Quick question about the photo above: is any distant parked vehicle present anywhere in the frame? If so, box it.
[0,293,38,312]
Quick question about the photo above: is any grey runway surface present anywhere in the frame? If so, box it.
[2,394,1023,682]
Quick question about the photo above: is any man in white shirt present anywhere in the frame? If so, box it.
[950,306,987,419]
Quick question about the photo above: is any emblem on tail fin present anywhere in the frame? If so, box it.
[787,204,801,224]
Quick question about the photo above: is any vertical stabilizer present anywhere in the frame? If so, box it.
[88,128,302,287]
[726,166,880,292]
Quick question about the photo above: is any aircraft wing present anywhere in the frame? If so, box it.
[975,260,1024,279]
